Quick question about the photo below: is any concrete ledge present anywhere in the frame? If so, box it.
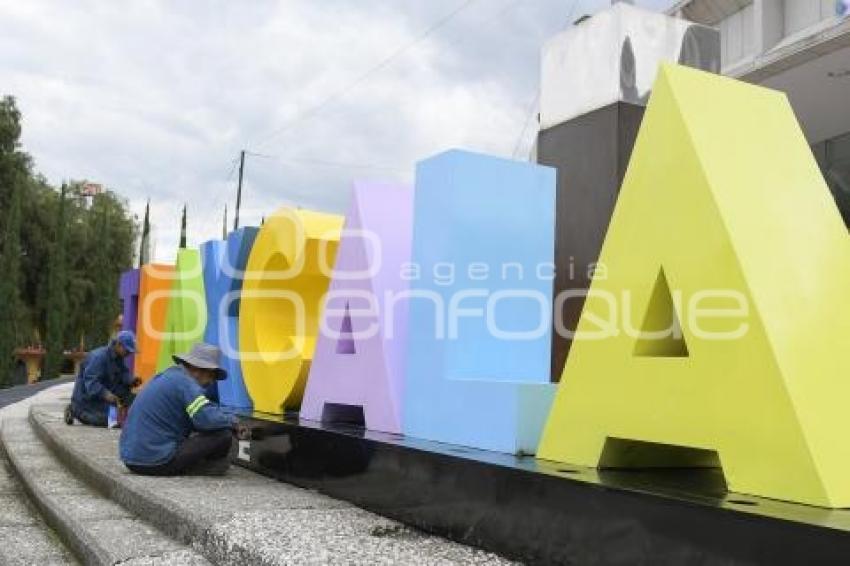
[0,444,75,563]
[2,414,206,565]
[30,404,507,565]
[2,417,113,565]
[29,406,216,561]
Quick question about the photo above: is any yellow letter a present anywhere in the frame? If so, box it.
[537,64,850,508]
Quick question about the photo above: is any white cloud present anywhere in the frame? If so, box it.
[0,0,675,263]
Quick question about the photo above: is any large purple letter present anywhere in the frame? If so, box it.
[119,269,140,374]
[300,182,412,433]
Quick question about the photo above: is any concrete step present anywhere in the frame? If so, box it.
[29,403,511,566]
[0,450,76,565]
[0,414,210,565]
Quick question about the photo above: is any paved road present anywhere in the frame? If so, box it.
[0,377,73,410]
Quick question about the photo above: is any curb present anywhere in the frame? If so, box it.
[29,405,269,566]
[1,418,109,565]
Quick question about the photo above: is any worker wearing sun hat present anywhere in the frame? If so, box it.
[119,342,245,476]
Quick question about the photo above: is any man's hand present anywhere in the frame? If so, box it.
[103,391,119,405]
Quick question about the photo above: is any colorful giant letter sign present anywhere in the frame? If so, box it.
[118,269,140,374]
[201,227,258,409]
[239,208,344,414]
[301,182,413,433]
[156,248,207,373]
[538,65,850,508]
[403,150,556,454]
[135,264,174,382]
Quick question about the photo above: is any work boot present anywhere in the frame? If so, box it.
[63,404,74,426]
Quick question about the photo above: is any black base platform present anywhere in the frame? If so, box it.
[234,413,850,565]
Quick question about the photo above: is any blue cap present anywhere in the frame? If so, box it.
[116,330,136,353]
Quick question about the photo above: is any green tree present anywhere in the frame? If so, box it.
[35,183,137,355]
[87,202,115,345]
[0,95,140,387]
[19,175,60,343]
[80,190,136,347]
[43,184,69,379]
[0,176,23,384]
[0,96,29,385]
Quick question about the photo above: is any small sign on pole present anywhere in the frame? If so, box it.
[81,182,103,197]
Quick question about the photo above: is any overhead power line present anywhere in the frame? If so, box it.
[512,90,540,159]
[261,155,407,173]
[252,0,479,150]
[224,156,240,182]
[510,0,583,160]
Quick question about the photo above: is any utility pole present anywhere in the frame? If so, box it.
[179,203,187,249]
[222,204,228,240]
[234,150,245,230]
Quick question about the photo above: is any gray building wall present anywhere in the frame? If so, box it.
[668,0,850,226]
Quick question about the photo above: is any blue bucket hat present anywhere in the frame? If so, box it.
[116,330,136,353]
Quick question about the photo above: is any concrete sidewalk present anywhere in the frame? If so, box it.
[0,381,78,565]
[5,383,512,565]
[0,450,75,565]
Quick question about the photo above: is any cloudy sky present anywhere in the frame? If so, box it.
[1,0,674,262]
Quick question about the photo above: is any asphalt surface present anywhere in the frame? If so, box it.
[0,377,73,410]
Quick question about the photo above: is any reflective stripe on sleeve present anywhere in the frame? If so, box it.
[186,396,209,418]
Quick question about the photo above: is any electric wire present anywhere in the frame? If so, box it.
[251,0,479,150]
[509,0,583,159]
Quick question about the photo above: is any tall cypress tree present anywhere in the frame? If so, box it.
[0,176,23,386]
[88,200,116,346]
[44,183,69,379]
[0,97,27,387]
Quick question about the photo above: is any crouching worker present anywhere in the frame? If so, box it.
[119,343,243,476]
[65,330,139,427]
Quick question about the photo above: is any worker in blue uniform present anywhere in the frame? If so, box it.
[119,342,245,476]
[65,330,140,426]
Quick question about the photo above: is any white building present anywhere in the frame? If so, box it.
[667,0,850,222]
